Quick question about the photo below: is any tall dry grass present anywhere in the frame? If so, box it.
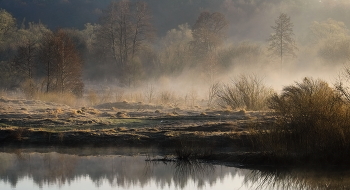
[216,74,273,110]
[250,77,350,163]
[34,92,78,106]
[20,79,79,106]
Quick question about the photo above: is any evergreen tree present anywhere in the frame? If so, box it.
[268,13,298,65]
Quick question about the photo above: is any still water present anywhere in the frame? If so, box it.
[0,147,349,190]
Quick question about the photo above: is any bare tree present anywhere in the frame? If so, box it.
[39,32,56,93]
[191,11,228,57]
[10,22,51,96]
[12,22,50,81]
[268,13,298,65]
[40,29,83,96]
[97,0,154,85]
[13,41,37,80]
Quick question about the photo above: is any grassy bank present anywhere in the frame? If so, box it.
[3,77,350,166]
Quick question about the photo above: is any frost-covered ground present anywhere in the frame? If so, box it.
[0,96,275,155]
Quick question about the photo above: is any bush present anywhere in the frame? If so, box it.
[251,77,350,162]
[216,75,273,110]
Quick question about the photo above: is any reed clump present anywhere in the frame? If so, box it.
[249,77,350,164]
[216,74,274,111]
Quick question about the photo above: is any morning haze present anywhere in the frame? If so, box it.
[2,1,350,189]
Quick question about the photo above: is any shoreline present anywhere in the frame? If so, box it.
[2,97,350,167]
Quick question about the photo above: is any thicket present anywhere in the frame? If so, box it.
[250,77,350,164]
[216,75,274,111]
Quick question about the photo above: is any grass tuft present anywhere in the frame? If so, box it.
[249,77,350,164]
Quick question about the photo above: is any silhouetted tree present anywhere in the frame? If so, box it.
[268,13,297,65]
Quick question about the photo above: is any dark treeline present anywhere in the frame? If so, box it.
[1,0,350,97]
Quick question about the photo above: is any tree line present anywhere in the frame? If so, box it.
[1,0,350,98]
[0,10,83,97]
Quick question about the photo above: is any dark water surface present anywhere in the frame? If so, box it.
[0,147,349,190]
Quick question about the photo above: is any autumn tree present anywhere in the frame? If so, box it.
[96,0,154,86]
[39,29,83,96]
[268,13,298,65]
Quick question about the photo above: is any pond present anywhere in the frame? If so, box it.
[0,147,349,190]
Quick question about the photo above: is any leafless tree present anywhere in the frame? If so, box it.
[191,11,228,57]
[13,41,37,80]
[40,29,83,96]
[97,1,154,85]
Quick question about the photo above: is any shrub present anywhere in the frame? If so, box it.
[251,77,350,162]
[216,75,273,110]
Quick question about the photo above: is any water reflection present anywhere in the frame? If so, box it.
[0,149,242,189]
[144,160,216,189]
[243,167,350,190]
[1,148,350,190]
